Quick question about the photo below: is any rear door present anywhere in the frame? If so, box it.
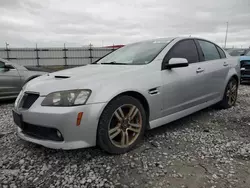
[0,61,22,98]
[161,39,207,117]
[195,40,229,100]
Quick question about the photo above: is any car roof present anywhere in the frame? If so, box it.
[133,37,219,45]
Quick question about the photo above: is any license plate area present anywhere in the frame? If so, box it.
[12,110,24,129]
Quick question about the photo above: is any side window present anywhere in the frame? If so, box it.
[217,46,226,58]
[164,40,199,64]
[198,40,220,61]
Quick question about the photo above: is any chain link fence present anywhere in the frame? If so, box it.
[0,46,116,67]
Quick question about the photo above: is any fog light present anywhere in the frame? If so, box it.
[57,130,62,138]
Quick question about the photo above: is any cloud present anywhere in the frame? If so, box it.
[0,0,249,48]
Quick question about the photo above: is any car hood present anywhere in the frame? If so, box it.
[240,56,250,61]
[24,64,144,95]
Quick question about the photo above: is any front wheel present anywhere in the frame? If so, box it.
[97,96,146,154]
[218,77,238,109]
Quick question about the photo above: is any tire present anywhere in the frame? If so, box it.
[97,95,147,154]
[217,77,238,109]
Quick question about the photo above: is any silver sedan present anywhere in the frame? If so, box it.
[0,58,46,100]
[13,37,240,154]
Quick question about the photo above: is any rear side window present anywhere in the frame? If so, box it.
[164,40,199,64]
[198,40,220,61]
[217,47,226,58]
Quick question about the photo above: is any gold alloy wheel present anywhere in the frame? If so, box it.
[226,80,237,106]
[108,104,142,148]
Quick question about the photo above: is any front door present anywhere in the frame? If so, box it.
[161,39,206,117]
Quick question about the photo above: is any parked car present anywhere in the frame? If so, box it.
[0,58,46,100]
[226,48,247,56]
[12,37,240,154]
[226,48,250,83]
[239,49,250,83]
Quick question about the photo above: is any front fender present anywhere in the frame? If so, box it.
[23,75,41,85]
[86,71,162,121]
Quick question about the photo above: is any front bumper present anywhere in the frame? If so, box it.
[17,127,93,150]
[14,96,107,150]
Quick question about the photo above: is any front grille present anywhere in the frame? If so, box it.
[241,60,250,69]
[19,93,39,109]
[21,122,64,141]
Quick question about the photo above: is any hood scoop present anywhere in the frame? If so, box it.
[54,75,70,79]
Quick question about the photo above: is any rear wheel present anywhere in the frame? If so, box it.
[218,77,238,109]
[97,96,146,154]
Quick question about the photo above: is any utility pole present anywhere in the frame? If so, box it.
[224,22,229,49]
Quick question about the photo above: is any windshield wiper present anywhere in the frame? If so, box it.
[101,61,127,65]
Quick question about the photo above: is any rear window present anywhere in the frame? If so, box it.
[245,50,250,56]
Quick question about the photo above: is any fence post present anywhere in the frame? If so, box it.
[89,43,93,64]
[35,43,40,67]
[5,42,10,60]
[63,43,68,66]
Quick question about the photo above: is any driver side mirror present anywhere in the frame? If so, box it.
[4,64,13,71]
[3,67,10,72]
[0,61,9,72]
[164,58,189,69]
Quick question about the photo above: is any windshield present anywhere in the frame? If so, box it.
[229,49,245,56]
[245,50,250,56]
[97,39,172,65]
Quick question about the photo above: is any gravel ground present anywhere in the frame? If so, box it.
[1,85,250,188]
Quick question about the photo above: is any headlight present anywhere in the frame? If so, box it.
[15,90,24,108]
[41,89,91,106]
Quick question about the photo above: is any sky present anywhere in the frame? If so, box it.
[0,0,250,48]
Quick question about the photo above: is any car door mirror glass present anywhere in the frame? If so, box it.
[165,58,189,69]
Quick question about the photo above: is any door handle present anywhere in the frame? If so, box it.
[223,62,229,67]
[196,68,204,73]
